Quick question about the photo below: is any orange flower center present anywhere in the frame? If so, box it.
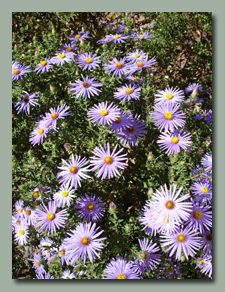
[16,220,21,225]
[165,200,175,209]
[33,191,39,198]
[75,34,81,39]
[66,47,72,52]
[126,125,135,133]
[87,203,95,211]
[13,69,20,75]
[70,166,78,174]
[60,249,65,255]
[203,114,208,117]
[177,234,186,243]
[115,117,122,123]
[51,113,58,120]
[35,262,40,267]
[81,237,90,245]
[104,156,113,164]
[125,88,133,95]
[25,210,31,216]
[194,211,202,219]
[83,81,90,88]
[47,213,55,221]
[137,61,144,67]
[116,62,123,69]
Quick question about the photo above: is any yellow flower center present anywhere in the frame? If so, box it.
[166,94,173,100]
[33,191,39,198]
[45,244,49,246]
[104,156,113,164]
[133,77,140,81]
[198,260,205,266]
[75,34,81,39]
[206,234,212,241]
[70,166,78,174]
[194,211,203,219]
[125,88,133,94]
[83,81,90,88]
[51,113,58,120]
[114,35,120,39]
[40,60,47,66]
[117,274,126,279]
[115,117,122,123]
[81,237,90,246]
[192,87,195,91]
[139,251,148,260]
[137,61,144,67]
[165,200,175,209]
[16,220,20,225]
[13,69,20,75]
[62,191,69,197]
[59,54,65,59]
[87,203,95,211]
[171,137,179,144]
[18,208,23,213]
[177,234,186,243]
[116,62,123,69]
[113,26,117,29]
[65,276,70,279]
[139,35,145,38]
[134,54,140,58]
[100,109,108,116]
[38,128,44,134]
[20,230,25,236]
[210,177,212,182]
[203,114,208,117]
[202,187,209,194]
[164,112,173,120]
[25,210,31,216]
[66,47,72,52]
[47,213,55,221]
[86,58,93,64]
[35,262,40,267]
[126,125,135,133]
[60,249,65,255]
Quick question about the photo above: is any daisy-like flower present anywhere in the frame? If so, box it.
[126,55,157,75]
[12,215,25,232]
[14,200,25,220]
[160,226,201,261]
[185,83,203,94]
[34,58,53,74]
[32,253,45,275]
[148,184,192,233]
[63,222,106,265]
[126,49,148,63]
[68,31,90,43]
[200,231,212,256]
[50,51,74,66]
[58,243,69,265]
[14,223,29,245]
[194,109,212,125]
[96,35,112,44]
[31,185,51,201]
[35,201,68,234]
[109,111,133,132]
[191,181,212,204]
[62,270,76,279]
[183,97,204,107]
[57,154,91,189]
[29,121,49,146]
[104,57,129,80]
[36,272,54,279]
[87,101,120,126]
[115,114,147,146]
[23,206,37,226]
[77,52,101,71]
[12,61,31,81]
[58,43,77,59]
[154,87,185,105]
[43,104,71,131]
[132,238,161,276]
[150,102,186,133]
[40,237,54,250]
[53,184,76,208]
[197,256,212,279]
[89,143,128,180]
[114,84,141,102]
[126,76,143,85]
[75,194,106,222]
[139,203,160,236]
[186,202,212,234]
[157,129,192,156]
[102,257,140,279]
[132,32,152,41]
[69,75,103,99]
[14,91,40,115]
[109,34,128,43]
[201,153,212,172]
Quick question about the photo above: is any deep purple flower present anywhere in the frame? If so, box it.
[185,83,203,94]
[109,111,133,132]
[194,109,212,125]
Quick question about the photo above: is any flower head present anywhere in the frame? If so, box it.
[68,31,90,43]
[14,223,29,245]
[126,55,157,75]
[62,270,76,279]
[43,104,71,131]
[154,87,185,105]
[114,84,141,102]
[201,153,212,172]
[32,253,45,275]
[104,57,129,80]
[34,58,53,74]
[191,181,212,204]
[185,83,203,94]
[12,61,31,81]
[77,52,101,71]
[53,184,76,208]
[50,51,74,66]
[126,49,148,63]
[109,34,128,43]
[14,91,40,115]
[132,32,152,41]
[109,111,133,132]
[29,121,49,146]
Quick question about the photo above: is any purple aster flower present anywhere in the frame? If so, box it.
[58,243,69,266]
[201,153,212,172]
[63,222,106,265]
[115,114,147,146]
[139,203,159,236]
[36,272,54,279]
[194,109,212,125]
[114,84,141,102]
[154,87,185,105]
[68,31,90,43]
[40,237,53,251]
[14,223,29,245]
[185,201,212,234]
[104,57,129,80]
[14,200,25,220]
[23,207,37,226]
[200,231,212,256]
[77,52,101,71]
[126,49,148,63]
[190,181,212,204]
[62,270,76,279]
[35,201,68,234]
[160,226,201,261]
[29,121,49,146]
[97,35,112,44]
[34,58,53,74]
[31,185,51,201]
[12,215,25,232]
[150,102,186,133]
[132,32,152,41]
[50,51,74,66]
[185,83,203,94]
[43,104,71,131]
[132,238,161,276]
[102,257,140,279]
[32,253,45,275]
[126,55,157,75]
[157,129,192,156]
[109,34,128,43]
[57,154,91,189]
[126,76,144,85]
[183,97,204,106]
[196,256,212,279]
[69,75,103,99]
[109,111,133,132]
[53,184,76,208]
[87,101,120,126]
[12,61,31,81]
[148,184,192,233]
[74,194,106,222]
[89,143,128,180]
[58,43,77,58]
[14,90,40,115]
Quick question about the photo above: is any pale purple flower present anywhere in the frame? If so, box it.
[185,83,203,94]
[29,121,49,146]
[53,184,76,208]
[126,55,157,75]
[132,32,152,41]
[14,91,40,115]
[191,181,212,204]
[104,57,129,80]
[36,272,54,279]
[14,223,29,245]
[12,61,31,81]
[34,58,53,74]
[201,153,212,172]
[68,31,90,43]
[50,51,74,66]
[14,200,25,220]
[114,84,141,102]
[62,270,76,279]
[32,253,45,275]
[200,231,212,256]
[126,76,143,85]
[126,49,148,63]
[109,34,129,43]
[23,207,37,226]
[154,87,185,105]
[77,52,101,71]
[109,111,133,132]
[197,256,212,279]
[43,104,71,130]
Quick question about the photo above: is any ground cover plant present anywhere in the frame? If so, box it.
[12,12,212,279]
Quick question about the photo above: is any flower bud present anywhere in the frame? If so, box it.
[49,84,55,92]
[64,143,70,151]
[148,151,154,160]
[147,187,154,196]
[109,202,116,210]
[197,147,204,155]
